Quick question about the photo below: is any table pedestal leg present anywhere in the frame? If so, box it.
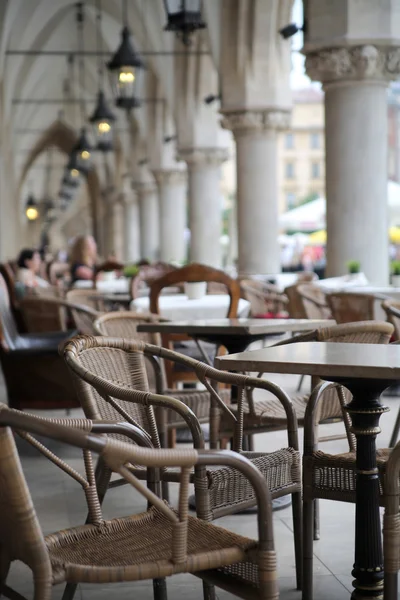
[344,379,391,600]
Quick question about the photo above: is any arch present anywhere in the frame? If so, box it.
[18,119,100,243]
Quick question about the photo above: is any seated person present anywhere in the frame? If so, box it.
[69,235,98,284]
[16,248,49,295]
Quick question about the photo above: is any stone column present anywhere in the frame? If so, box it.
[179,148,228,267]
[123,188,141,263]
[136,181,159,261]
[153,169,187,263]
[221,110,290,277]
[306,45,400,285]
[111,198,124,261]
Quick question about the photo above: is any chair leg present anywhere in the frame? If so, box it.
[313,499,320,541]
[61,583,78,600]
[389,405,400,447]
[153,578,168,600]
[384,572,398,600]
[168,428,176,448]
[202,581,216,600]
[303,498,314,600]
[291,492,303,590]
[297,374,305,392]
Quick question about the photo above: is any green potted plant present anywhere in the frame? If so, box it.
[346,260,361,275]
[391,260,400,286]
[123,264,139,278]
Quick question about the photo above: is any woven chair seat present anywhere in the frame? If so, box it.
[46,505,257,585]
[127,448,300,516]
[165,387,231,428]
[305,448,391,503]
[219,394,309,434]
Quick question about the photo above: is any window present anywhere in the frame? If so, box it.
[285,133,294,149]
[286,192,296,209]
[311,162,320,179]
[286,162,295,179]
[310,133,320,149]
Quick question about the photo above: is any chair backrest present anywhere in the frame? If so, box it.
[0,274,19,349]
[92,259,125,289]
[93,312,164,391]
[0,263,19,311]
[382,299,400,341]
[130,262,178,299]
[283,283,307,318]
[149,263,241,318]
[66,288,105,311]
[20,297,67,333]
[0,423,50,577]
[63,336,157,441]
[94,311,162,346]
[296,283,331,319]
[327,292,375,324]
[240,279,287,316]
[316,320,393,344]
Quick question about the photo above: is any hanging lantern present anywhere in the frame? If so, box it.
[89,90,116,151]
[25,194,39,221]
[163,0,206,46]
[107,26,145,110]
[72,127,92,173]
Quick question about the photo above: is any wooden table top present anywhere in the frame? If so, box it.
[215,341,400,380]
[137,318,335,336]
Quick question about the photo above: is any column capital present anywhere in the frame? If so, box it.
[131,180,157,195]
[153,169,187,186]
[305,44,400,87]
[220,109,291,136]
[177,147,229,167]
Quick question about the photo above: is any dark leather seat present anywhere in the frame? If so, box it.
[0,274,79,410]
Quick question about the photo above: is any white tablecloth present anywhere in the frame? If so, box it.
[130,294,250,320]
[73,278,130,293]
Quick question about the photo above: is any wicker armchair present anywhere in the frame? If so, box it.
[20,296,99,335]
[240,279,288,317]
[296,284,331,319]
[0,404,279,600]
[93,311,230,447]
[63,335,302,589]
[382,298,400,340]
[383,441,400,600]
[66,288,106,312]
[299,327,395,600]
[327,291,376,323]
[0,274,79,411]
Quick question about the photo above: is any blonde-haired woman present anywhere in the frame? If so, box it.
[69,235,98,283]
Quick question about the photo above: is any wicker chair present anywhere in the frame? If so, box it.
[0,404,279,600]
[383,441,400,600]
[217,321,392,455]
[66,288,106,312]
[63,335,302,589]
[130,262,178,299]
[240,279,288,317]
[0,274,79,411]
[300,326,395,600]
[284,284,307,319]
[327,291,376,323]
[93,311,230,447]
[382,298,400,340]
[296,284,332,320]
[20,296,99,335]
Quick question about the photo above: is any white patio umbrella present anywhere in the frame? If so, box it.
[280,181,400,232]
